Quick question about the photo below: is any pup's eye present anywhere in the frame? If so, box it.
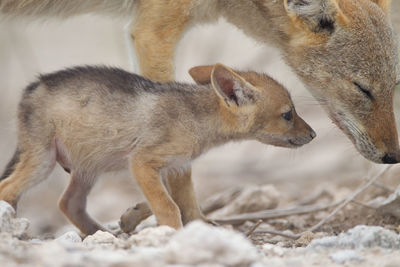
[353,82,373,100]
[282,110,293,121]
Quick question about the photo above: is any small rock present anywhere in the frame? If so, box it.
[296,232,328,247]
[295,231,316,247]
[164,221,260,265]
[83,231,120,249]
[10,218,29,238]
[56,231,82,246]
[308,225,400,250]
[0,200,15,224]
[0,200,29,238]
[128,226,175,247]
[329,250,364,264]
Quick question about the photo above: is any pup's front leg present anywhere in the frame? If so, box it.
[165,169,205,225]
[131,159,182,229]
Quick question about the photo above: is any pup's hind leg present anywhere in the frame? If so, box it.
[58,172,105,235]
[0,147,56,209]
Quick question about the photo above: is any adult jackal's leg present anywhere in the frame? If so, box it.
[131,0,192,82]
[131,1,200,226]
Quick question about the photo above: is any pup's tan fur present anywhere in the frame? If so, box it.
[0,64,315,234]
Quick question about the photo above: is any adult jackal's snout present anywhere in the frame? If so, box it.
[346,99,400,164]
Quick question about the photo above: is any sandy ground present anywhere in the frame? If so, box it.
[0,1,400,260]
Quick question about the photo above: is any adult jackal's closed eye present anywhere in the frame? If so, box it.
[0,64,314,234]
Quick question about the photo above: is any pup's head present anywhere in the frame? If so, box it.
[189,63,316,148]
[280,0,400,163]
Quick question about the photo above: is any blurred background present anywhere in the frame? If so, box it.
[0,3,400,236]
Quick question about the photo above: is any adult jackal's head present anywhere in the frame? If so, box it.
[282,0,400,163]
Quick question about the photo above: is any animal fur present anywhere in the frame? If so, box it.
[0,64,315,234]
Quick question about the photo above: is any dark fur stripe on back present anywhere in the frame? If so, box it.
[24,81,40,95]
[38,65,201,96]
[0,149,21,181]
[39,65,157,95]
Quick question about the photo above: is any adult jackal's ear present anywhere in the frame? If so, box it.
[284,0,348,35]
[369,0,391,16]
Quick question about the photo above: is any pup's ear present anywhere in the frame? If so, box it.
[189,65,214,85]
[284,0,347,35]
[211,64,256,107]
[369,0,391,16]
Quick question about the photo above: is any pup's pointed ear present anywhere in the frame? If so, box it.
[284,0,347,35]
[189,65,215,85]
[211,64,256,107]
[369,0,391,16]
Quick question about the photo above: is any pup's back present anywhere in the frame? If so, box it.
[18,67,160,171]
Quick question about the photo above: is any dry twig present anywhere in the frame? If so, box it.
[253,229,299,240]
[350,199,376,209]
[297,190,332,206]
[214,201,342,225]
[245,220,263,237]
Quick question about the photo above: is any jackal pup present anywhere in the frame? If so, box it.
[0,64,315,234]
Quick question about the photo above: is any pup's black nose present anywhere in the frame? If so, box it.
[382,153,400,164]
[310,130,316,139]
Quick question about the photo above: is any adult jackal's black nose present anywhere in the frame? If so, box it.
[382,152,400,164]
